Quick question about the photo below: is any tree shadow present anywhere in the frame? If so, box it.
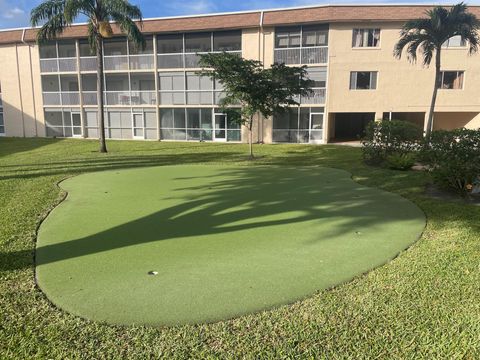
[32,166,424,269]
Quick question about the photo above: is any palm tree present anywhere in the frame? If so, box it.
[31,0,145,153]
[394,2,480,138]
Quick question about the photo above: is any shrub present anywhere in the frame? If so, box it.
[386,152,417,170]
[420,128,480,196]
[362,120,423,165]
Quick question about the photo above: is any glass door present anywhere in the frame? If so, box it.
[132,113,144,139]
[214,113,226,142]
[71,112,82,137]
[309,112,324,143]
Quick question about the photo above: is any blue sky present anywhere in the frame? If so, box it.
[0,0,476,30]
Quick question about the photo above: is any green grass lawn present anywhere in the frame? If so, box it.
[36,165,424,326]
[1,138,480,358]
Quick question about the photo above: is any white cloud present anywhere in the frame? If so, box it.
[166,0,218,15]
[3,7,25,19]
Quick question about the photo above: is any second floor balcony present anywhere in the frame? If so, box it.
[274,47,328,65]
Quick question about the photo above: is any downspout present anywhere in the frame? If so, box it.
[258,10,265,144]
[23,29,39,137]
[15,29,27,137]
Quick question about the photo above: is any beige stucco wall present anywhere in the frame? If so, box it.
[327,22,480,115]
[0,42,44,137]
[433,112,480,130]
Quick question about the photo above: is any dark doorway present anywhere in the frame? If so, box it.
[332,112,375,141]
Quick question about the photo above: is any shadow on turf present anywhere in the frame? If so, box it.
[31,166,423,269]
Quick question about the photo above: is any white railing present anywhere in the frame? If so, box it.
[80,56,97,71]
[130,91,156,105]
[40,57,77,73]
[42,92,61,105]
[82,91,97,105]
[104,55,129,71]
[61,92,80,105]
[42,91,80,105]
[58,58,77,72]
[274,47,328,65]
[157,50,241,69]
[105,91,156,105]
[129,54,154,70]
[157,54,184,69]
[302,88,326,104]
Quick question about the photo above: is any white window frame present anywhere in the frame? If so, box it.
[349,71,378,90]
[352,28,381,48]
[439,71,465,90]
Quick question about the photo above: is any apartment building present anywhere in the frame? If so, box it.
[0,4,479,144]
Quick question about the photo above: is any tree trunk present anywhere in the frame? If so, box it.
[96,36,107,153]
[248,116,254,159]
[426,48,441,139]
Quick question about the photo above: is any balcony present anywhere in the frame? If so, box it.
[105,91,156,106]
[103,55,129,71]
[82,91,97,105]
[129,54,154,70]
[302,88,326,104]
[274,47,328,65]
[157,50,241,69]
[42,91,80,105]
[40,58,77,73]
[80,56,97,71]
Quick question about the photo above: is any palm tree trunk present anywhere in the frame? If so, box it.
[426,48,441,139]
[96,36,107,153]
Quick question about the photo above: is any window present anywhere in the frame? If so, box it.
[306,67,327,88]
[39,42,57,58]
[44,108,82,137]
[57,41,76,58]
[157,34,184,53]
[185,32,211,53]
[352,29,380,47]
[129,36,154,54]
[275,26,301,48]
[272,107,325,143]
[443,35,466,47]
[439,71,464,89]
[213,30,241,51]
[302,25,328,47]
[103,38,128,56]
[79,40,94,57]
[350,71,378,90]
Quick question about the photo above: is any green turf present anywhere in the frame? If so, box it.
[36,165,425,325]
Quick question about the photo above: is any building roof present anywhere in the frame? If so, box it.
[1,4,480,45]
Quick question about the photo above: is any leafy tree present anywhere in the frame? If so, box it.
[31,0,145,153]
[394,2,480,139]
[199,52,313,158]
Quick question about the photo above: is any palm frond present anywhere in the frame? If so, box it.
[64,0,95,24]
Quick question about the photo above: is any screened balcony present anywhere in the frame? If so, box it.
[104,73,156,105]
[39,41,77,73]
[157,31,242,69]
[42,74,80,105]
[274,25,329,65]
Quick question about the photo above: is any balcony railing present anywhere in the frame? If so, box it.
[157,50,241,69]
[80,56,97,71]
[302,88,326,104]
[274,47,328,65]
[104,55,129,71]
[42,91,80,105]
[40,58,77,73]
[82,91,97,105]
[129,54,154,70]
[105,91,156,105]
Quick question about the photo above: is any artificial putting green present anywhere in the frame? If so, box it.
[36,165,425,326]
